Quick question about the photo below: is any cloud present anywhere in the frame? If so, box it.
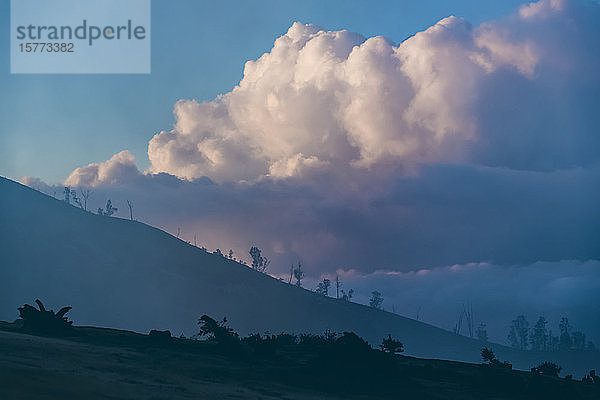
[307,259,600,346]
[39,0,598,274]
[64,150,142,187]
[143,0,600,183]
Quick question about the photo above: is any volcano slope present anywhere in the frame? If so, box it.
[0,176,598,377]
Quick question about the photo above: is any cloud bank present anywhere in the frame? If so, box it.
[306,260,600,346]
[50,0,600,274]
[133,0,600,184]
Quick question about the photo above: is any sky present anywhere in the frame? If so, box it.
[0,0,531,183]
[3,0,600,344]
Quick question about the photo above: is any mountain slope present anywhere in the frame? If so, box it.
[0,176,597,375]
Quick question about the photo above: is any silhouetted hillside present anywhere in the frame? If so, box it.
[0,176,598,376]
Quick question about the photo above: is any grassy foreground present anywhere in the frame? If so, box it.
[0,321,599,400]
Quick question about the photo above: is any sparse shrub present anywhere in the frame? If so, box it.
[323,329,338,343]
[299,330,338,346]
[17,299,75,336]
[197,315,239,348]
[249,246,270,273]
[481,347,511,369]
[583,370,600,384]
[242,333,277,357]
[97,199,117,216]
[300,333,327,346]
[340,288,354,301]
[335,332,371,352]
[380,334,404,354]
[481,347,496,364]
[531,361,562,377]
[369,291,384,309]
[315,278,331,296]
[499,360,513,370]
[274,333,298,346]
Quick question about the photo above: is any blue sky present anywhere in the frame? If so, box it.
[0,0,530,183]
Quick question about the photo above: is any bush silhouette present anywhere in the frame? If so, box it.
[197,315,239,351]
[17,299,75,336]
[531,361,562,377]
[380,334,404,354]
[299,330,338,346]
[481,347,496,363]
[242,333,278,357]
[335,332,371,352]
[481,347,511,369]
[582,370,600,384]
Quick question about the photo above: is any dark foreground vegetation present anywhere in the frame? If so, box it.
[1,301,599,400]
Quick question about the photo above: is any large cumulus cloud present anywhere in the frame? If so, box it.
[141,0,600,183]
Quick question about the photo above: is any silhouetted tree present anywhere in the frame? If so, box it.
[315,278,331,296]
[98,199,117,217]
[559,317,572,350]
[481,347,496,364]
[380,334,404,354]
[453,311,463,335]
[214,248,224,257]
[249,246,270,273]
[341,288,354,301]
[369,291,383,309]
[463,303,474,338]
[71,190,82,209]
[197,315,238,346]
[530,316,549,351]
[293,262,304,287]
[63,187,71,204]
[79,189,92,211]
[476,323,489,342]
[508,315,529,350]
[583,370,600,384]
[531,361,562,377]
[548,330,560,351]
[126,200,134,221]
[572,331,586,350]
[481,347,512,369]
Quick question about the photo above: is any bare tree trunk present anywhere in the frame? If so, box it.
[80,189,92,211]
[464,303,474,338]
[126,200,134,221]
